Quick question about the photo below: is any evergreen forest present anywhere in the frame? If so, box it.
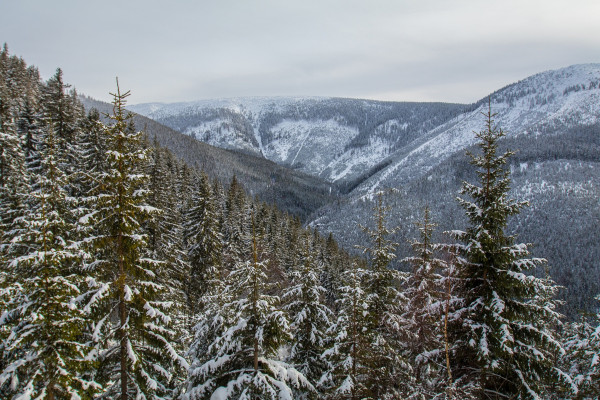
[1,47,599,400]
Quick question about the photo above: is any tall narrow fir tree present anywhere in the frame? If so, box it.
[80,81,187,400]
[448,104,568,399]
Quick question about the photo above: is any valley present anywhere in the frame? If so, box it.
[129,64,600,316]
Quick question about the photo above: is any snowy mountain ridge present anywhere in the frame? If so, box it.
[128,97,466,186]
[129,96,323,119]
[354,63,600,197]
[128,96,326,154]
[129,64,600,194]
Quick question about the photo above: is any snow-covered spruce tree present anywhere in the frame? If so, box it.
[264,205,282,266]
[583,303,600,398]
[16,98,43,185]
[40,69,78,166]
[184,213,314,400]
[319,234,336,306]
[320,233,345,309]
[358,190,410,398]
[436,261,479,400]
[77,108,108,200]
[282,236,334,397]
[80,83,187,400]
[0,47,36,383]
[0,120,98,399]
[183,171,222,321]
[145,142,191,346]
[320,260,371,400]
[0,103,28,258]
[0,56,31,259]
[146,138,170,260]
[279,216,302,274]
[562,299,600,399]
[402,206,447,397]
[182,247,229,400]
[447,105,568,399]
[222,175,248,270]
[174,162,195,215]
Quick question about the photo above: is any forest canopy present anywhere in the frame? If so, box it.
[0,45,599,400]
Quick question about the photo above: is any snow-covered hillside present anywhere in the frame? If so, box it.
[128,97,465,185]
[356,64,600,196]
[128,97,324,158]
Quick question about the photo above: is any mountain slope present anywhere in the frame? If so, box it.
[116,64,600,316]
[355,63,600,196]
[128,97,466,188]
[308,64,600,317]
[79,96,337,220]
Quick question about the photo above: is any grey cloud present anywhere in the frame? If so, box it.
[1,0,598,104]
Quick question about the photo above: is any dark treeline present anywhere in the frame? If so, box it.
[1,47,599,399]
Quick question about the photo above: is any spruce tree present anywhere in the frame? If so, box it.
[16,98,42,181]
[145,143,192,351]
[80,83,187,400]
[184,214,313,399]
[0,121,97,399]
[0,52,29,250]
[0,59,32,381]
[359,190,409,398]
[321,261,371,400]
[448,104,567,399]
[320,233,343,309]
[282,237,333,396]
[40,69,86,202]
[222,175,248,269]
[40,69,77,156]
[586,304,600,398]
[562,301,600,399]
[77,108,107,199]
[402,206,447,397]
[183,171,222,320]
[0,47,36,385]
[0,102,28,258]
[280,216,302,273]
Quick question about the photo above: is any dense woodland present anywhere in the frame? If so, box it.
[1,47,599,399]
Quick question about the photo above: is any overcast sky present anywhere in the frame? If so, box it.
[1,0,599,105]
